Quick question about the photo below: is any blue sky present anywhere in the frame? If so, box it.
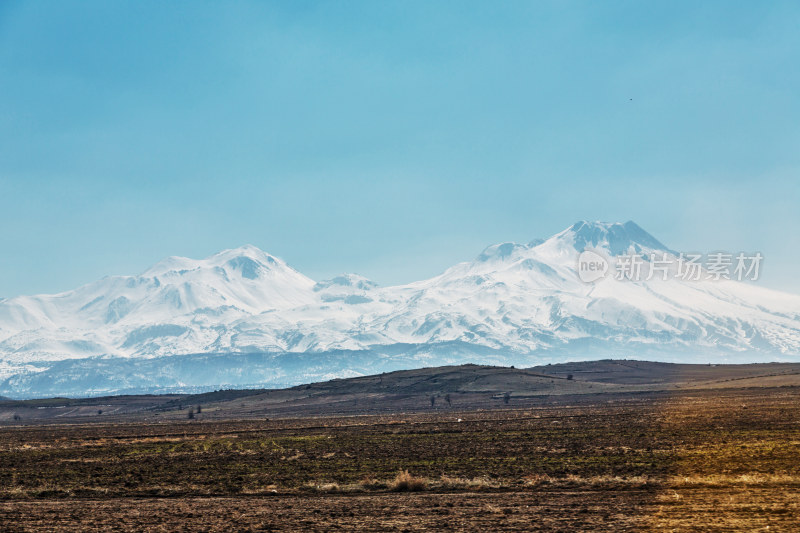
[1,1,799,297]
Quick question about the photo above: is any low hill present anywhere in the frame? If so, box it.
[1,360,799,424]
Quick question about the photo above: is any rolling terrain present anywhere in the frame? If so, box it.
[2,360,800,423]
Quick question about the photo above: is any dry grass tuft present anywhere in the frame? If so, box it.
[523,474,652,488]
[438,475,499,490]
[390,470,427,492]
[670,473,800,487]
[524,473,554,486]
[304,481,340,493]
[359,476,386,490]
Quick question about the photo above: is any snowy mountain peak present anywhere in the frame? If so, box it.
[476,242,529,262]
[142,255,202,277]
[474,221,669,266]
[2,222,800,397]
[549,220,671,256]
[142,245,289,278]
[209,244,278,264]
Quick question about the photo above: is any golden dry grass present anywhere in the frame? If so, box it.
[390,470,427,492]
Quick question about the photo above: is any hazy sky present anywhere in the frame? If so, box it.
[1,1,799,297]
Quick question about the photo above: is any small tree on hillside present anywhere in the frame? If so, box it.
[187,408,195,420]
[503,392,511,405]
[444,394,451,407]
[430,395,436,408]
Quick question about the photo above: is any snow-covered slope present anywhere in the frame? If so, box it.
[0,245,316,363]
[1,221,799,397]
[370,221,800,356]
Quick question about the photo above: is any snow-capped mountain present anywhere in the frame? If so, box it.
[1,221,799,397]
[0,245,316,363]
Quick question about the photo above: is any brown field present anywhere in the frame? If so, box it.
[0,361,799,531]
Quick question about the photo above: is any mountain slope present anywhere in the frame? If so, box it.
[0,245,316,363]
[1,221,799,396]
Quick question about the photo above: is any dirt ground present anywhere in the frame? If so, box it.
[0,386,798,531]
[2,487,798,532]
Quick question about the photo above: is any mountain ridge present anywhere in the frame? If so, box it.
[1,221,799,397]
